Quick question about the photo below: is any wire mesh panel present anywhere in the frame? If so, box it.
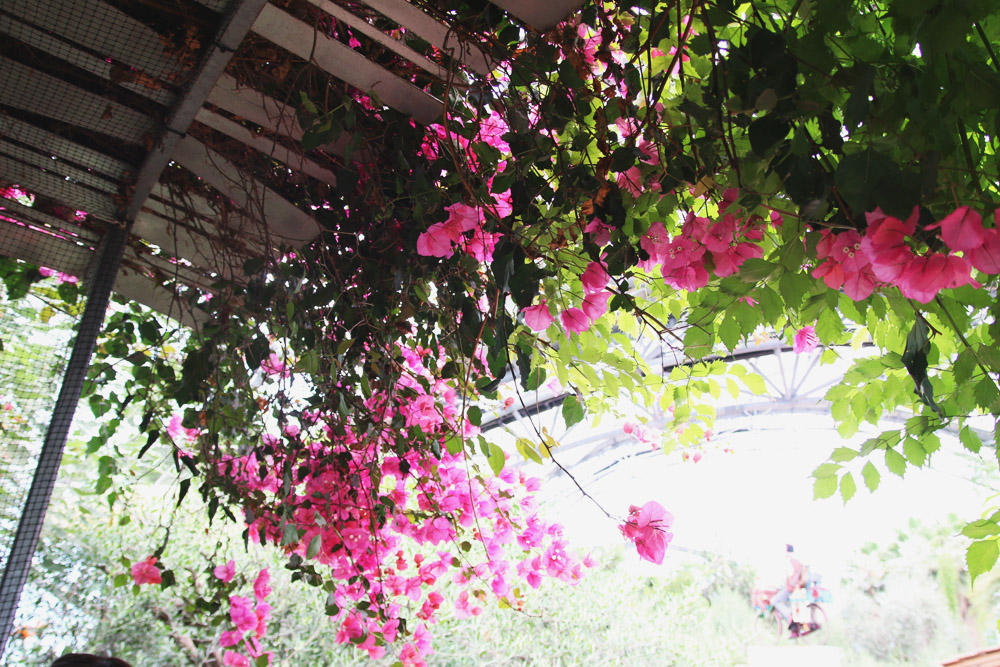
[0,266,77,581]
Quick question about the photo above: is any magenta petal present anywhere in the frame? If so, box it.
[939,206,984,252]
[561,308,591,333]
[969,228,1000,274]
[522,302,554,331]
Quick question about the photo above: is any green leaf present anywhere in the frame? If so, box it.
[741,372,767,395]
[884,448,906,477]
[176,478,190,507]
[778,271,810,309]
[814,475,838,499]
[749,114,791,156]
[968,539,1000,586]
[444,435,464,456]
[487,442,505,475]
[306,533,323,559]
[282,523,299,546]
[963,520,1000,539]
[840,472,857,502]
[862,461,880,492]
[960,425,982,453]
[812,462,841,478]
[974,377,1000,411]
[113,573,129,588]
[515,438,543,464]
[467,406,482,427]
[561,395,585,427]
[830,447,858,462]
[738,259,780,283]
[844,64,876,128]
[815,308,844,345]
[903,438,926,467]
[901,317,941,415]
[717,314,741,351]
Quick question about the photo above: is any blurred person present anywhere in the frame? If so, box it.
[771,543,808,633]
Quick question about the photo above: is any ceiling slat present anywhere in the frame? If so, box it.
[0,153,117,217]
[251,3,443,124]
[0,197,101,245]
[206,74,303,140]
[0,57,156,145]
[0,139,119,195]
[2,0,185,81]
[125,246,216,293]
[0,12,176,107]
[0,215,92,277]
[304,0,450,80]
[489,0,588,31]
[194,108,338,186]
[113,270,209,329]
[358,0,492,76]
[133,210,245,282]
[0,115,130,181]
[171,135,318,245]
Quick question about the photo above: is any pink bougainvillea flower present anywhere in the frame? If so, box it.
[38,267,78,284]
[581,290,611,321]
[261,352,290,378]
[403,394,442,431]
[490,189,513,219]
[167,413,200,443]
[443,202,482,233]
[580,261,610,293]
[640,221,670,264]
[831,229,868,273]
[416,222,459,258]
[521,302,554,331]
[896,253,977,303]
[619,501,674,565]
[584,218,614,246]
[463,229,502,264]
[222,651,251,667]
[253,568,271,601]
[131,556,162,586]
[219,630,243,647]
[702,214,737,253]
[454,589,482,619]
[936,205,984,252]
[842,269,877,301]
[229,595,258,634]
[793,325,819,354]
[561,308,591,333]
[968,226,1000,274]
[860,208,917,283]
[214,559,236,583]
[712,241,762,277]
[476,111,511,154]
[616,166,644,197]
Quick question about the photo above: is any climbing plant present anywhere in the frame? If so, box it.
[6,0,1000,664]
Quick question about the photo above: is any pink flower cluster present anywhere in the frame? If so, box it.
[416,202,503,263]
[814,206,1000,303]
[131,556,162,586]
[219,569,273,667]
[619,501,674,565]
[520,261,612,335]
[38,266,78,284]
[640,194,765,291]
[214,348,588,665]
